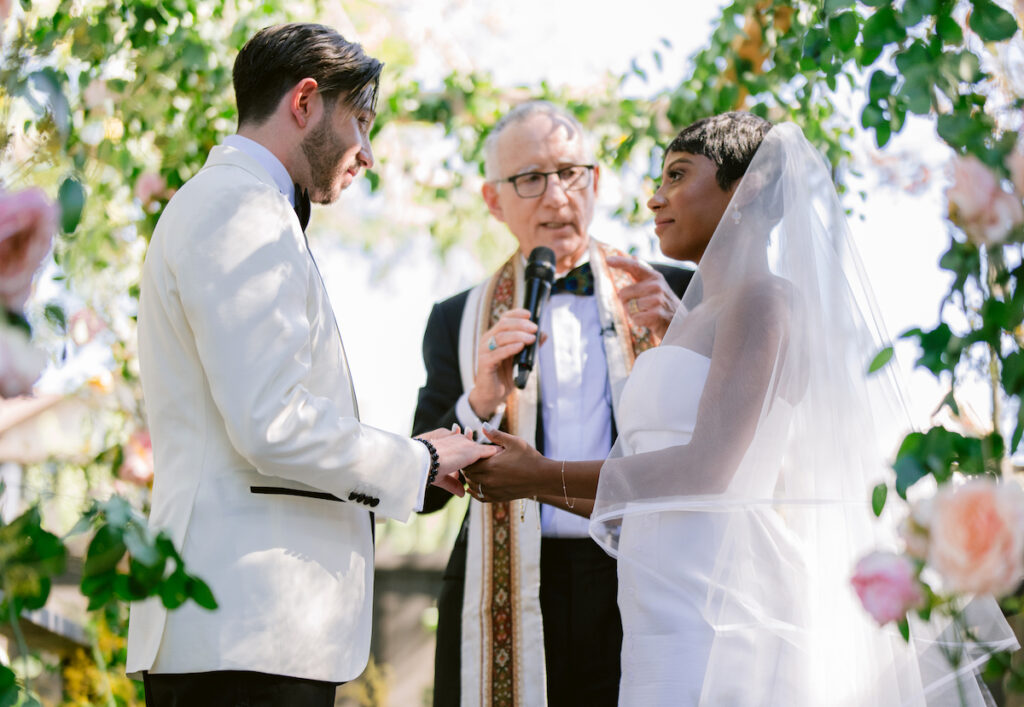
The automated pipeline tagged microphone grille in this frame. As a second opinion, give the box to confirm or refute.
[525,246,556,282]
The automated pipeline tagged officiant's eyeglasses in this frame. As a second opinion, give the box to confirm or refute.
[498,165,595,199]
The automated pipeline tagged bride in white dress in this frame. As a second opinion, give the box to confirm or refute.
[467,114,1016,705]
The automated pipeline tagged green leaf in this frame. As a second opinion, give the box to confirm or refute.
[868,345,894,373]
[186,575,218,610]
[969,0,1018,42]
[159,569,189,609]
[83,524,126,577]
[824,0,855,14]
[898,617,910,642]
[829,12,861,52]
[0,664,17,707]
[903,0,940,25]
[936,15,964,43]
[43,303,65,334]
[57,176,85,234]
[871,483,888,517]
[862,7,906,50]
[868,70,897,103]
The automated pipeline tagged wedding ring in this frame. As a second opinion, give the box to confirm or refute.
[478,484,485,500]
[628,299,640,314]
[487,336,498,351]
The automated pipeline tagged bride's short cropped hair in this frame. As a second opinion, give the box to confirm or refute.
[667,112,772,191]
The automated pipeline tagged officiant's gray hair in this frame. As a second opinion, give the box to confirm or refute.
[483,101,595,181]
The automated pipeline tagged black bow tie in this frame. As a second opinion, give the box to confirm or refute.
[293,184,311,233]
[550,262,594,296]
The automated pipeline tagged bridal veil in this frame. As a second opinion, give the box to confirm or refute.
[590,123,1017,705]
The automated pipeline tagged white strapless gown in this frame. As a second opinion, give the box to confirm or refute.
[615,346,806,706]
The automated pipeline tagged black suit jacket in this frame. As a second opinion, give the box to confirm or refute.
[412,261,693,513]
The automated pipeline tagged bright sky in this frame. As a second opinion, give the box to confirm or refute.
[313,0,952,437]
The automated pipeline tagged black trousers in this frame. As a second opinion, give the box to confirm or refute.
[433,529,622,707]
[143,670,337,707]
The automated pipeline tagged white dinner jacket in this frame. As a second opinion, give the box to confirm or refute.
[125,144,428,683]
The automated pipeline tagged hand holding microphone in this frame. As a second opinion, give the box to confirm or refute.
[466,246,555,418]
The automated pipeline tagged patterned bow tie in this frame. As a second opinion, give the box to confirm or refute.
[293,184,311,233]
[550,262,594,296]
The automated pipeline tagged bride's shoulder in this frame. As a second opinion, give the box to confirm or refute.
[723,274,798,327]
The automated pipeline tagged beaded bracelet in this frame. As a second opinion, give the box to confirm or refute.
[560,459,576,510]
[414,438,440,485]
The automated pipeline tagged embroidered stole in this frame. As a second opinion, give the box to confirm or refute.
[456,240,658,706]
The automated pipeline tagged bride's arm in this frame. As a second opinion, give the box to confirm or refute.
[604,280,793,498]
[462,429,604,504]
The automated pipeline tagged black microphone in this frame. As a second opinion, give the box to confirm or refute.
[514,246,556,389]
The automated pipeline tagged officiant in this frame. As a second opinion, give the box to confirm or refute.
[413,100,692,706]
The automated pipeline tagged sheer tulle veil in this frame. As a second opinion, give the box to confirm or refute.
[589,123,1017,704]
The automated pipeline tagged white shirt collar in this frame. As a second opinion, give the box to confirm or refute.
[223,134,295,206]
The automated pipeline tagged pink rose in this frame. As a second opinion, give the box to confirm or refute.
[929,478,1024,597]
[1008,148,1024,199]
[852,551,924,625]
[0,188,57,312]
[118,429,154,486]
[134,172,166,206]
[0,322,47,398]
[947,155,1024,245]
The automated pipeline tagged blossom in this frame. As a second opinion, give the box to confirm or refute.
[118,429,154,486]
[1008,149,1024,199]
[947,155,1024,245]
[0,188,57,312]
[0,322,46,398]
[929,478,1024,597]
[82,79,110,111]
[69,308,105,346]
[852,551,924,625]
[900,497,933,561]
[134,172,166,206]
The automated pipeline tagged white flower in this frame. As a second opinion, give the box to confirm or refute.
[0,322,46,398]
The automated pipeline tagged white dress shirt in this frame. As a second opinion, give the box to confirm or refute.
[457,257,612,537]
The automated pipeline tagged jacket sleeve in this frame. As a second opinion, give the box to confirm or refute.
[171,181,427,522]
[412,295,467,513]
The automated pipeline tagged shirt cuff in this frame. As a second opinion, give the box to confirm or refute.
[456,390,505,432]
[412,439,431,513]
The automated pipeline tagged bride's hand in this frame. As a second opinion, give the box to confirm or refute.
[463,425,557,502]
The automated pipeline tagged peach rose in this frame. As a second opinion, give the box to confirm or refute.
[851,551,924,625]
[947,155,1024,245]
[134,172,166,206]
[69,308,105,346]
[0,322,46,398]
[118,429,154,486]
[929,478,1024,597]
[0,188,57,312]
[1008,148,1024,199]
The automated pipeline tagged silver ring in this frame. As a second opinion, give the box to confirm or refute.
[478,484,485,500]
[487,336,497,351]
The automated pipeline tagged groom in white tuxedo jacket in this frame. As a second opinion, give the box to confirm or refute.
[125,23,489,706]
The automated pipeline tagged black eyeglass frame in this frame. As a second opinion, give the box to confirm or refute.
[495,164,596,199]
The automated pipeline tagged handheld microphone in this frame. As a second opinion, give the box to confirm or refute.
[514,246,556,389]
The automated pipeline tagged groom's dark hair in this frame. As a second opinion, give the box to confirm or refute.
[233,23,383,128]
[667,112,772,191]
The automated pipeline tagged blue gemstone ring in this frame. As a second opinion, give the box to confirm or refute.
[487,336,498,351]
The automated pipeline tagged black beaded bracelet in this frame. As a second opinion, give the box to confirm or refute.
[414,438,440,485]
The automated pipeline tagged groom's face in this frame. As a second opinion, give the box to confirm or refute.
[301,98,375,204]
